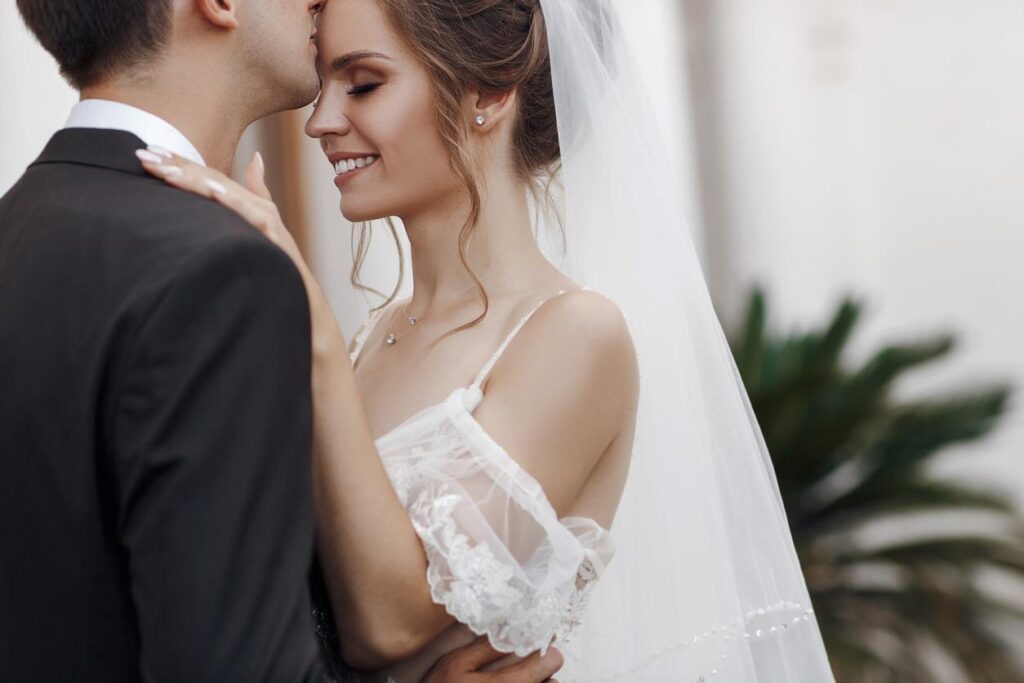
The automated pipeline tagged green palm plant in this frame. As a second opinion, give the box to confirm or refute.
[728,286,1024,682]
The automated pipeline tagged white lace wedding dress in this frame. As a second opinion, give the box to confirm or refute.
[349,287,615,683]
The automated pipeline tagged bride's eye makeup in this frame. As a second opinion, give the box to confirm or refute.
[347,82,382,96]
[343,64,387,97]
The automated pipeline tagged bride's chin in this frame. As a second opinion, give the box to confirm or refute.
[339,202,387,224]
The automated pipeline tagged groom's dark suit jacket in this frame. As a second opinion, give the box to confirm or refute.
[0,129,336,682]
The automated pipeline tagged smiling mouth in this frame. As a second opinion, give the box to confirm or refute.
[334,156,380,176]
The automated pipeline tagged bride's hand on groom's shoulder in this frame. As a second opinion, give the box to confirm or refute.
[136,145,345,350]
[421,637,562,683]
[135,146,308,280]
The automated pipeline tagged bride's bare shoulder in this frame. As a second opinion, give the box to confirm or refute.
[474,286,638,513]
[535,288,635,369]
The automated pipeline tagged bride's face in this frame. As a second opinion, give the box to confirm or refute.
[305,0,465,222]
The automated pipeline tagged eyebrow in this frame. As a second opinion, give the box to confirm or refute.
[329,50,393,72]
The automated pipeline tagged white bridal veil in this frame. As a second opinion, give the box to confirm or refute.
[534,0,836,680]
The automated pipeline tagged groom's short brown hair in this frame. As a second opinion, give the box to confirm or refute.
[17,0,174,90]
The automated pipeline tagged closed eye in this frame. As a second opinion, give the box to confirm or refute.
[347,83,382,96]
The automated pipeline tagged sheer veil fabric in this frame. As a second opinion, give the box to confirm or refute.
[534,0,836,680]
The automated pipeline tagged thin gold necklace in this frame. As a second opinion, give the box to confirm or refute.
[383,257,533,347]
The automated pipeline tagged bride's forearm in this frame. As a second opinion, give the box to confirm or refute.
[308,331,453,667]
[294,266,345,359]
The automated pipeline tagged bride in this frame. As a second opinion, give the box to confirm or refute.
[139,0,836,681]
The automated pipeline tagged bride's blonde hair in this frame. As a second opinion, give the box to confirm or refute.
[352,0,562,337]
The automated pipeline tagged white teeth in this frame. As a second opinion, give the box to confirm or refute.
[334,155,379,175]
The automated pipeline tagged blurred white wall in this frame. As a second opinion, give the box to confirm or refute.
[0,4,78,192]
[685,0,1024,506]
[862,0,1024,502]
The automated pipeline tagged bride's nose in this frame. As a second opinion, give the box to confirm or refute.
[304,91,353,140]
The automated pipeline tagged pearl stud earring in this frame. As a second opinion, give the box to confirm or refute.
[474,115,486,126]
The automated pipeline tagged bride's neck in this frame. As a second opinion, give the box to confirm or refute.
[400,178,548,314]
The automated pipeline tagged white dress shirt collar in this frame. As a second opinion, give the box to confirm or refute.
[65,99,206,167]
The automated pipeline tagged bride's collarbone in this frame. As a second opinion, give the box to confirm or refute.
[356,314,492,376]
[357,294,530,373]
[353,284,583,420]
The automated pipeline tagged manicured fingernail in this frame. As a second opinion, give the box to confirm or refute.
[204,178,227,195]
[147,145,174,159]
[135,149,164,164]
[153,165,183,178]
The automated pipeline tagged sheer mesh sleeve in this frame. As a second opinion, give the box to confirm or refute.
[375,387,614,657]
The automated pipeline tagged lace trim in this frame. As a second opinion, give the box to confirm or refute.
[378,392,609,659]
[406,479,571,657]
[572,601,818,683]
[556,557,600,645]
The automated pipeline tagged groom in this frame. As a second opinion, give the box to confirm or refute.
[0,1,562,681]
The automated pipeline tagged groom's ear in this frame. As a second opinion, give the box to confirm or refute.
[195,0,240,29]
[468,89,518,133]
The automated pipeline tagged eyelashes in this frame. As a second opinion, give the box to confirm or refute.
[347,83,382,96]
[310,83,382,109]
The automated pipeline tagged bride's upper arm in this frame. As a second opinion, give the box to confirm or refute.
[471,290,639,517]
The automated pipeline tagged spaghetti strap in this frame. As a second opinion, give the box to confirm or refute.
[353,285,591,373]
[468,285,590,392]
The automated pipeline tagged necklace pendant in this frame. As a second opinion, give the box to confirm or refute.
[385,334,396,346]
